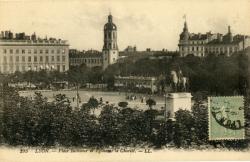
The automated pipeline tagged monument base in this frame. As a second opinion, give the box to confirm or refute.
[165,92,192,120]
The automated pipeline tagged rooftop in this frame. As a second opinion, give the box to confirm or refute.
[0,30,68,45]
[207,34,249,45]
[69,49,102,58]
[115,75,157,80]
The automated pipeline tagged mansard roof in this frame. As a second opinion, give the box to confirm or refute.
[207,34,248,45]
[189,33,208,40]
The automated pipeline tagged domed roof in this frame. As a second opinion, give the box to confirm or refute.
[104,14,117,30]
[104,23,117,30]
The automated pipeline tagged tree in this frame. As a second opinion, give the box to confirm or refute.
[87,97,99,114]
[118,101,128,109]
[173,109,195,148]
[99,105,120,146]
[192,102,208,146]
[146,98,156,110]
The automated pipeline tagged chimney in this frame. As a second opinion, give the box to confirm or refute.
[198,33,201,39]
[228,26,231,34]
[217,34,222,42]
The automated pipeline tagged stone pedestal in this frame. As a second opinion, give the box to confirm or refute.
[165,93,192,120]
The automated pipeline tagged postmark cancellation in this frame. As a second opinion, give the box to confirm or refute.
[208,96,245,140]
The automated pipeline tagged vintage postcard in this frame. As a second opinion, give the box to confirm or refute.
[0,0,250,161]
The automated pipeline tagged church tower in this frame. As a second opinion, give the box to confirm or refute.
[102,13,119,70]
[178,20,190,57]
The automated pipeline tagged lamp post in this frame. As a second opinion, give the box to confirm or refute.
[164,93,167,120]
[76,82,79,109]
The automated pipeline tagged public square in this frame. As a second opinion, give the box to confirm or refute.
[19,90,166,110]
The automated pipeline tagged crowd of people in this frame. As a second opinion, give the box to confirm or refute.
[126,94,146,103]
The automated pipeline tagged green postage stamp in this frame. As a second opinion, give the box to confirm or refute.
[208,96,245,140]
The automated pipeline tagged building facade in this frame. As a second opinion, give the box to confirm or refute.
[0,31,69,74]
[114,76,158,93]
[102,14,119,70]
[69,49,102,68]
[178,21,250,57]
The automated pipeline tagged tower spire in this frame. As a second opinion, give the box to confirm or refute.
[183,14,188,32]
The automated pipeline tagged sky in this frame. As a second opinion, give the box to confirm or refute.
[0,0,250,51]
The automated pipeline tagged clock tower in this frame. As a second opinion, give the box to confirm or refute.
[102,13,119,70]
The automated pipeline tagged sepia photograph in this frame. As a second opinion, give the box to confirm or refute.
[0,0,250,161]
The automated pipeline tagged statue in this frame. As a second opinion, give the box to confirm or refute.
[170,69,189,92]
[170,70,178,92]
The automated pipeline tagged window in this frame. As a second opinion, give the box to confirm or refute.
[62,49,65,54]
[22,56,25,62]
[10,56,13,62]
[62,65,65,71]
[113,58,115,61]
[229,47,232,52]
[51,56,54,62]
[16,49,19,54]
[57,65,60,71]
[3,49,7,54]
[46,56,49,62]
[57,56,60,61]
[28,49,31,54]
[40,56,43,62]
[16,56,19,62]
[45,49,48,54]
[10,49,13,54]
[197,47,199,51]
[3,66,7,72]
[109,32,112,39]
[10,66,13,72]
[57,49,60,54]
[40,49,43,54]
[22,49,25,54]
[62,56,65,62]
[51,50,54,54]
[28,56,31,62]
[34,49,37,54]
[34,56,37,62]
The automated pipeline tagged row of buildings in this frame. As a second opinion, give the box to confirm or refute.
[178,21,250,57]
[1,14,250,74]
[0,14,118,74]
[0,31,69,73]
